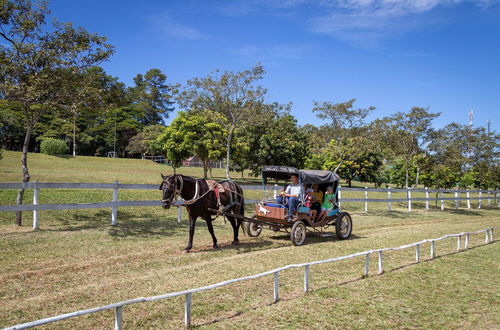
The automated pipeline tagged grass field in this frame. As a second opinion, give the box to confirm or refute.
[0,151,499,329]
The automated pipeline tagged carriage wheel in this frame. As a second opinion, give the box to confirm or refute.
[335,212,352,240]
[245,216,262,237]
[291,221,307,246]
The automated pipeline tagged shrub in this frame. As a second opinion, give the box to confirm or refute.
[40,138,69,155]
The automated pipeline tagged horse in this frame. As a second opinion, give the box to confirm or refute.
[159,174,245,253]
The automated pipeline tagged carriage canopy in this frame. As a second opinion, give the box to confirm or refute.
[262,166,339,184]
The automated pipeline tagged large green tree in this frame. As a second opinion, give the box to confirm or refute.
[157,111,227,178]
[373,107,439,189]
[312,99,375,173]
[0,0,113,225]
[129,68,175,125]
[177,64,266,179]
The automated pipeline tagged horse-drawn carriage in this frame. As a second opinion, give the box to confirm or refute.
[244,166,353,246]
[160,166,352,251]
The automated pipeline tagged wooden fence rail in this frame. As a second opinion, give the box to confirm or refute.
[0,183,499,230]
[4,227,497,329]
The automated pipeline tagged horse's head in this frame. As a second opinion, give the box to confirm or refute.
[159,174,178,209]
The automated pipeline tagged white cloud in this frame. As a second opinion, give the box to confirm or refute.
[152,11,206,40]
[308,0,497,49]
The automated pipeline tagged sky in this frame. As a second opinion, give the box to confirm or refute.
[49,0,500,132]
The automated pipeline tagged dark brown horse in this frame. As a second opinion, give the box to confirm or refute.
[160,174,245,253]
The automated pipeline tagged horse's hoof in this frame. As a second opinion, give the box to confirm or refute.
[232,240,240,246]
[213,244,219,249]
[183,249,190,254]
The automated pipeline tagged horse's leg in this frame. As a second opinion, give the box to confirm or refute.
[205,218,218,249]
[227,216,240,245]
[184,215,197,253]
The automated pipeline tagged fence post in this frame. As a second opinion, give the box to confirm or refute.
[33,181,40,230]
[114,306,123,330]
[184,293,192,328]
[465,233,469,249]
[177,206,182,223]
[440,191,444,211]
[425,187,429,211]
[377,251,383,274]
[364,253,370,277]
[364,186,368,213]
[485,230,489,244]
[304,265,310,292]
[454,191,458,209]
[416,244,420,263]
[467,190,471,209]
[497,192,500,207]
[430,240,436,259]
[273,271,279,303]
[338,185,342,208]
[478,191,482,209]
[456,236,461,252]
[407,189,412,213]
[490,228,494,242]
[487,191,491,207]
[387,187,391,212]
[112,181,119,226]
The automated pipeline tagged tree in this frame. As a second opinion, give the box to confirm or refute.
[177,64,267,179]
[157,111,227,178]
[312,99,375,173]
[125,124,164,158]
[0,0,113,225]
[130,68,175,125]
[373,107,439,189]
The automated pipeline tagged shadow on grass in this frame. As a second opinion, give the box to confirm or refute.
[268,232,365,245]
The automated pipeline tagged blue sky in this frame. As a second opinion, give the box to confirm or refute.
[49,0,500,131]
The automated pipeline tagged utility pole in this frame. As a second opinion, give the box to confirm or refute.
[468,110,474,127]
[487,119,491,134]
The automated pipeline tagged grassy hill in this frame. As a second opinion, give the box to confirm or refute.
[0,151,499,328]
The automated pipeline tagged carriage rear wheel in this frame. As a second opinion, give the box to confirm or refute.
[291,221,307,246]
[245,216,262,237]
[335,212,352,240]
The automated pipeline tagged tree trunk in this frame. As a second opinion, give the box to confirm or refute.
[404,164,409,189]
[15,122,33,226]
[225,127,234,180]
[203,160,209,179]
[73,114,77,156]
[348,178,352,187]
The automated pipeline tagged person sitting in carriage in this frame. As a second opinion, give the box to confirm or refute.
[276,174,303,217]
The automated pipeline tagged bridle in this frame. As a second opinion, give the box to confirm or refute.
[161,175,200,205]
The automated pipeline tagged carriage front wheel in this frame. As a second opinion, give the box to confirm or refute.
[291,221,307,246]
[245,215,262,237]
[335,212,352,240]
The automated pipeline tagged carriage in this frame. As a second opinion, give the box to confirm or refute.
[243,166,353,246]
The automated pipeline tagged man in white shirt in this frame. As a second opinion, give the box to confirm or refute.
[276,174,303,218]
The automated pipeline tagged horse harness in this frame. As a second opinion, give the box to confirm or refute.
[164,175,242,219]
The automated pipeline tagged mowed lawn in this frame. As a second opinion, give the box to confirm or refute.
[0,151,499,329]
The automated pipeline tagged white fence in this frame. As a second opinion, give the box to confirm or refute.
[4,227,496,329]
[336,186,500,213]
[0,182,261,230]
[0,183,499,230]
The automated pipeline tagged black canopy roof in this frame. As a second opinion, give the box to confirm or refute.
[262,166,339,184]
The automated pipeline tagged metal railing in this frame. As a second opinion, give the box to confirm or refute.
[4,227,496,329]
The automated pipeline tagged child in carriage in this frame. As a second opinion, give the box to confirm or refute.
[316,185,336,222]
